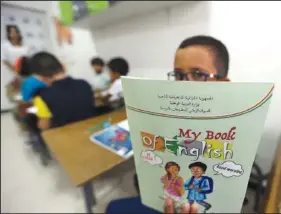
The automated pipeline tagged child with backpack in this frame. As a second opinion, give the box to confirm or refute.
[184,162,214,213]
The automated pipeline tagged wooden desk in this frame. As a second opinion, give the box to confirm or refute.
[42,109,127,213]
[263,140,281,213]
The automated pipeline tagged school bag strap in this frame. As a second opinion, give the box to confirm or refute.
[198,176,214,194]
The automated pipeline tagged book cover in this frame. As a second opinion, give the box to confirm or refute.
[90,120,133,159]
[121,77,274,213]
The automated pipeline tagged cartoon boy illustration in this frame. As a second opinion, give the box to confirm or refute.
[184,162,213,213]
[161,161,185,205]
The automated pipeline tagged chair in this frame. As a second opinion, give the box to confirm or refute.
[244,161,268,212]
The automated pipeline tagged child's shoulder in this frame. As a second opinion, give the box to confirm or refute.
[23,76,43,85]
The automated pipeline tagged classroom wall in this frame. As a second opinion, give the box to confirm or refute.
[93,1,210,79]
[49,1,97,82]
[93,1,281,172]
[209,1,281,172]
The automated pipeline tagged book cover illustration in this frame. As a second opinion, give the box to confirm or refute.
[90,120,133,158]
[121,77,274,213]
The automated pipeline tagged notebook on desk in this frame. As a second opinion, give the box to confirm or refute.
[26,106,37,114]
[90,120,133,159]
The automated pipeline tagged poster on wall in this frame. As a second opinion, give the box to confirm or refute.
[59,1,109,25]
[54,17,73,46]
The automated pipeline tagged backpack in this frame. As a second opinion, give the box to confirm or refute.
[187,176,214,194]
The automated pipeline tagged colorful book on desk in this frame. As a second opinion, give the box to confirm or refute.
[121,77,274,213]
[90,120,133,159]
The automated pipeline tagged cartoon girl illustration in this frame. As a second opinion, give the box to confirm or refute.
[109,129,128,142]
[161,161,185,204]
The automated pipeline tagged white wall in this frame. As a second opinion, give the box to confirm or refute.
[209,1,281,172]
[50,1,97,81]
[93,1,281,172]
[93,1,210,79]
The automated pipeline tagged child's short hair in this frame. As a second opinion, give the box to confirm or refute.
[29,51,63,77]
[189,161,207,172]
[178,35,229,78]
[107,57,129,76]
[90,57,104,66]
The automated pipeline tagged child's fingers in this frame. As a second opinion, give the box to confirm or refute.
[164,198,174,213]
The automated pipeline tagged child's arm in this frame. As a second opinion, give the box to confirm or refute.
[161,175,168,184]
[1,48,14,72]
[33,96,52,130]
[184,179,192,190]
[102,79,122,103]
[174,177,185,195]
[102,94,112,104]
[198,178,210,192]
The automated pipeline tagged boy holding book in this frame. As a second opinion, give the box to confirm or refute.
[106,35,229,214]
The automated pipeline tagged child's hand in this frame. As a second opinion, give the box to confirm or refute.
[189,184,195,189]
[164,198,198,213]
[161,175,168,185]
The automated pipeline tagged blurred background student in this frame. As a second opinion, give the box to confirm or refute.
[91,57,111,92]
[101,57,129,104]
[1,25,30,101]
[95,57,129,114]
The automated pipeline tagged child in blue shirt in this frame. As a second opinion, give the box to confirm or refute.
[17,56,48,102]
[21,75,48,102]
[184,162,213,213]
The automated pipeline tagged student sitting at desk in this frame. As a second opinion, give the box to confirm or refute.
[20,59,48,102]
[101,57,129,104]
[91,57,111,92]
[29,51,95,130]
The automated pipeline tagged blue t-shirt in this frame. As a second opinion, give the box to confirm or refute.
[21,76,47,102]
[184,176,210,201]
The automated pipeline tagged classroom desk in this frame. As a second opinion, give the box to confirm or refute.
[263,139,281,213]
[42,109,127,213]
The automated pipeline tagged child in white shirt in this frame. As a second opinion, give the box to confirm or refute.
[102,57,129,103]
[91,57,111,91]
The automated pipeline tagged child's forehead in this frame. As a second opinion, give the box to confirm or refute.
[174,46,217,75]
